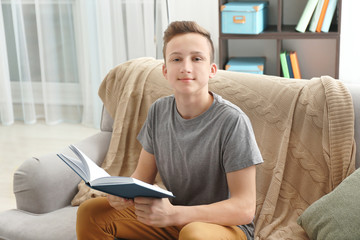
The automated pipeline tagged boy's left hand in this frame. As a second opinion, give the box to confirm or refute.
[134,197,176,227]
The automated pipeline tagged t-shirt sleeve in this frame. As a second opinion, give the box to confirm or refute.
[222,113,263,173]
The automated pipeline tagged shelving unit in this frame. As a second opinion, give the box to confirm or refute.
[218,0,342,78]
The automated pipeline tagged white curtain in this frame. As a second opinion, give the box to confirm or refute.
[0,0,169,127]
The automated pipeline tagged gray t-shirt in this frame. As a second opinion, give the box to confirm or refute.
[137,92,263,239]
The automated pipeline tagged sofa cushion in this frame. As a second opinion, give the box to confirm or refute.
[0,206,77,240]
[297,168,360,239]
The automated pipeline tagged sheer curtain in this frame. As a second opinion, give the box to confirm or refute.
[0,0,169,127]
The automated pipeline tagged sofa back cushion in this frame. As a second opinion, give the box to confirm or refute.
[100,106,113,132]
[99,83,360,169]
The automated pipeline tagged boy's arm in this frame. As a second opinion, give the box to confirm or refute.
[107,148,158,210]
[130,148,158,184]
[182,165,257,226]
[134,165,257,227]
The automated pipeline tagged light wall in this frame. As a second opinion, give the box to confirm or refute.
[339,0,360,83]
[168,0,360,83]
[168,0,219,64]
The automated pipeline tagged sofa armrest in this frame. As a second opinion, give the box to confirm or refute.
[13,131,112,214]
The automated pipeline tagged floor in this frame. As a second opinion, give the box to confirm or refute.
[0,122,99,212]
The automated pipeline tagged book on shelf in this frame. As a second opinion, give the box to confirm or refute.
[289,51,302,79]
[57,145,175,199]
[280,51,290,78]
[286,53,294,78]
[316,0,330,32]
[295,0,320,33]
[321,0,338,32]
[309,0,325,32]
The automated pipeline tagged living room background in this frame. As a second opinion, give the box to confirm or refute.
[1,0,359,128]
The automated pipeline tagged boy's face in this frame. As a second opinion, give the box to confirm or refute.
[162,33,217,96]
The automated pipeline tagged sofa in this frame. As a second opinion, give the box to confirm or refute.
[0,58,359,240]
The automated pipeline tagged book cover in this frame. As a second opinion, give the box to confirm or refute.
[309,0,325,32]
[289,51,302,79]
[295,0,320,33]
[286,53,294,78]
[316,0,330,32]
[321,0,338,32]
[57,145,175,199]
[280,51,290,78]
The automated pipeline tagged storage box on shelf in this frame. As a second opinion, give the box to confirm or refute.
[221,1,268,34]
[225,57,266,74]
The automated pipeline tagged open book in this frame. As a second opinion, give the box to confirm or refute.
[57,145,174,199]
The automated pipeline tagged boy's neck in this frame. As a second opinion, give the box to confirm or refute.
[175,91,213,120]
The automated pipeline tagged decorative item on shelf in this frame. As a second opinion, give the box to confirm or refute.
[321,0,339,32]
[280,51,290,78]
[296,0,320,33]
[289,51,301,79]
[316,0,330,32]
[219,0,341,78]
[221,1,268,34]
[225,57,265,75]
[309,0,329,32]
[280,51,301,79]
[296,0,338,33]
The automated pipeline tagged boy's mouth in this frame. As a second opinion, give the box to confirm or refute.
[178,77,194,81]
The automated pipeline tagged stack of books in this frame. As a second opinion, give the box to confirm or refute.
[295,0,338,33]
[280,51,301,79]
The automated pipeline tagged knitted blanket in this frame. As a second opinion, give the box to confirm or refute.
[72,57,356,239]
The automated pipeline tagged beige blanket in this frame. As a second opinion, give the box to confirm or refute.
[72,57,356,239]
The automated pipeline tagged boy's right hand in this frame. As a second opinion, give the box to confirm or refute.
[107,194,134,211]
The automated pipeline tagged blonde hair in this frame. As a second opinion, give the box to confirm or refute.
[162,21,215,63]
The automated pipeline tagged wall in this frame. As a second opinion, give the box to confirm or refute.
[168,0,219,63]
[339,0,360,83]
[169,0,360,82]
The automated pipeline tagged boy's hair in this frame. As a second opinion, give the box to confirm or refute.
[162,21,215,63]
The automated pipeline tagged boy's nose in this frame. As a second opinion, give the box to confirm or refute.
[180,59,192,73]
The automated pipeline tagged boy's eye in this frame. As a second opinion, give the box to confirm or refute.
[193,57,202,61]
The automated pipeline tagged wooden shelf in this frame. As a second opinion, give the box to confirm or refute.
[218,0,342,78]
[221,31,340,40]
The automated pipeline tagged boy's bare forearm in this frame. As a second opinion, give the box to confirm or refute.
[131,148,158,184]
[172,197,255,227]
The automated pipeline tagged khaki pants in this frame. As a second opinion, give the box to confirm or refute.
[76,197,247,240]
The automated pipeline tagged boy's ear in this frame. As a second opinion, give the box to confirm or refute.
[162,64,167,78]
[209,63,218,79]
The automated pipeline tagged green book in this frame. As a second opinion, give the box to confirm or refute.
[295,0,320,33]
[280,51,290,78]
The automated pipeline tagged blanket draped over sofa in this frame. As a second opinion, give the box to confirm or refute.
[71,57,356,239]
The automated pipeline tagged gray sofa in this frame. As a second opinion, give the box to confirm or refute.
[0,107,113,240]
[0,78,359,240]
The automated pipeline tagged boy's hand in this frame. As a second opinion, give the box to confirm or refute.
[134,197,176,228]
[107,195,134,211]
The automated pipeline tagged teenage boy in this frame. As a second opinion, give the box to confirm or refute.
[76,21,263,240]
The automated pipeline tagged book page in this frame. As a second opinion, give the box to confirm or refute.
[57,153,89,181]
[90,176,133,186]
[70,145,110,182]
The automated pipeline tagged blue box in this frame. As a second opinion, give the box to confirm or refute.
[221,1,268,34]
[225,57,265,74]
